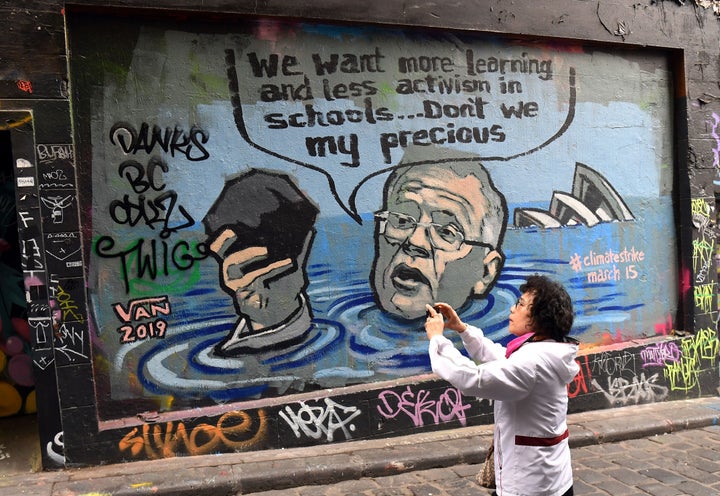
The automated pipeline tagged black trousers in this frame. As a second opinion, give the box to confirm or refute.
[492,486,573,496]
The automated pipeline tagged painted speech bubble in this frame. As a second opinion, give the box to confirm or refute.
[224,30,576,223]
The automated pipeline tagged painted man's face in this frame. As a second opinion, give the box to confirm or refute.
[208,227,306,323]
[371,166,503,320]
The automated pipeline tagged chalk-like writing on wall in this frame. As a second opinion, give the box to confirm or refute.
[45,232,82,269]
[591,372,668,407]
[53,323,88,363]
[583,350,672,407]
[37,144,74,163]
[569,246,644,283]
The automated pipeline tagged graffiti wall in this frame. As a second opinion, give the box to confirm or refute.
[101,332,717,462]
[702,111,720,330]
[0,130,36,419]
[68,13,686,441]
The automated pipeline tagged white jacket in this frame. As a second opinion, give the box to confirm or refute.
[429,325,580,496]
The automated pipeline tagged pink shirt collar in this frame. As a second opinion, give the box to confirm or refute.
[505,332,535,358]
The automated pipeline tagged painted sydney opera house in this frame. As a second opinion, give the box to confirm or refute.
[514,162,635,228]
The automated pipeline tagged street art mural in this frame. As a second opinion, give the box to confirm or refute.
[68,15,682,427]
[203,169,319,356]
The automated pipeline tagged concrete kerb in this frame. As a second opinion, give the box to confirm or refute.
[567,397,720,447]
[231,397,720,494]
[239,427,495,493]
[2,397,720,496]
[238,397,720,493]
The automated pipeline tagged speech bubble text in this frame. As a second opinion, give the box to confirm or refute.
[226,31,575,222]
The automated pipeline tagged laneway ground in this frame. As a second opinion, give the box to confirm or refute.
[250,426,720,496]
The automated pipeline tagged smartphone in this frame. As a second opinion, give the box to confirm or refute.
[426,305,441,318]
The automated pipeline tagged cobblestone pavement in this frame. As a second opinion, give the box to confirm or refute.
[248,425,720,496]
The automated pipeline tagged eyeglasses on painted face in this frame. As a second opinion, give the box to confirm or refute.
[374,210,494,252]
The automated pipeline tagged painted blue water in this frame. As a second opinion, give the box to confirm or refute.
[115,197,676,404]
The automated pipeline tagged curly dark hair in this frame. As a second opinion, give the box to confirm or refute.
[520,275,575,342]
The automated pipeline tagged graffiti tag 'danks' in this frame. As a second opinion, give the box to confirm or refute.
[110,122,209,161]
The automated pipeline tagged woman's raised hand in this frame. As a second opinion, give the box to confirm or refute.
[424,304,446,340]
[432,302,467,333]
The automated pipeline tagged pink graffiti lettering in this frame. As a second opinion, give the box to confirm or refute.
[118,319,167,343]
[640,342,681,368]
[709,112,719,169]
[113,296,171,344]
[376,385,471,427]
[113,296,171,323]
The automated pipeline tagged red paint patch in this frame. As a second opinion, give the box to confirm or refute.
[16,80,33,94]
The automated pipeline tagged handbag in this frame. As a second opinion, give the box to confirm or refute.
[477,441,496,488]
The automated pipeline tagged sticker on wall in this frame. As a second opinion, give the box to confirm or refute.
[39,193,76,229]
[37,144,76,190]
[44,232,82,275]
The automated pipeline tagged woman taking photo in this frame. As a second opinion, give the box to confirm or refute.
[425,275,579,496]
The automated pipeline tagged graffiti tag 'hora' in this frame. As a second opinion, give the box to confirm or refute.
[279,398,361,442]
